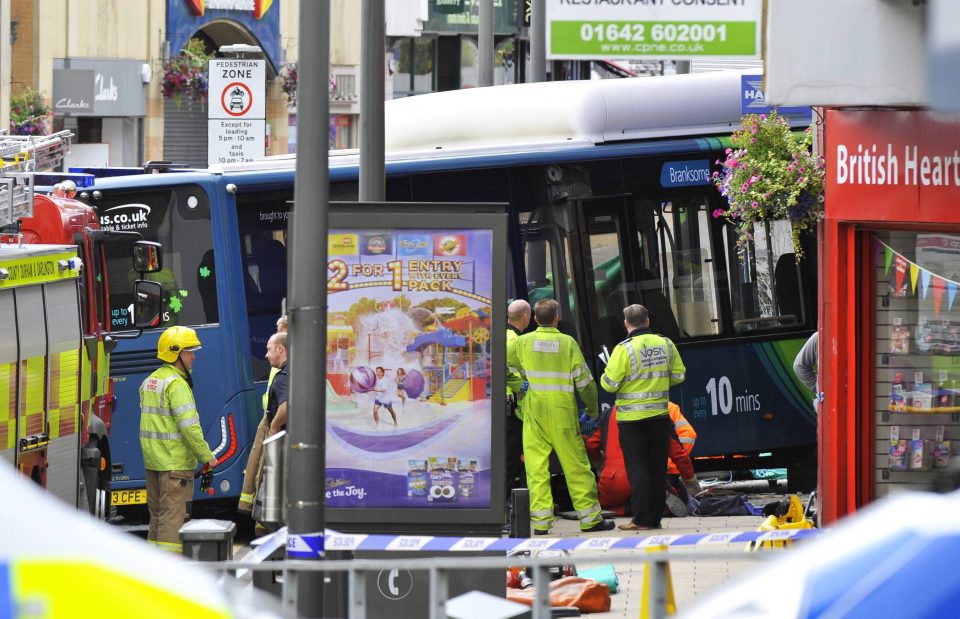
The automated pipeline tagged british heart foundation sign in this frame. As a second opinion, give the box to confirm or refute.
[826,110,960,224]
[208,58,265,165]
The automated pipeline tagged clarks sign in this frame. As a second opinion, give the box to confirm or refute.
[52,69,94,115]
[52,59,146,117]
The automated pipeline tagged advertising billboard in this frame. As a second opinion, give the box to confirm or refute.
[325,206,507,530]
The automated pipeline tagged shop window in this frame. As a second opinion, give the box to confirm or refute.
[874,231,960,498]
[495,38,517,85]
[460,38,478,88]
[391,38,435,98]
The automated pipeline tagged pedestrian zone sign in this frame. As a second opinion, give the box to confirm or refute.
[209,59,265,119]
[208,58,265,165]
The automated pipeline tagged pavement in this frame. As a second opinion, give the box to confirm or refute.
[538,479,813,617]
[543,511,773,618]
[223,479,811,617]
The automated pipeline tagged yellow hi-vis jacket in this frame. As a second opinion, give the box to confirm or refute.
[140,364,214,471]
[508,326,598,417]
[601,329,685,422]
[506,326,524,418]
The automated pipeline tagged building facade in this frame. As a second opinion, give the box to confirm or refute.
[4,0,363,167]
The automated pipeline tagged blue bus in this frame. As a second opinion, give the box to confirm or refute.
[87,70,818,511]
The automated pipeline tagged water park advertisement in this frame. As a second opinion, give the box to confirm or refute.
[324,227,494,509]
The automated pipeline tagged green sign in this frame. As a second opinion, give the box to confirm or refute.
[550,20,756,58]
[546,1,761,60]
[426,0,519,34]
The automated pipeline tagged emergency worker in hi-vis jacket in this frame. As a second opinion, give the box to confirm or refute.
[508,299,615,535]
[602,304,686,531]
[140,326,218,552]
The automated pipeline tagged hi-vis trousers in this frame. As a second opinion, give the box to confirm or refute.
[523,405,603,533]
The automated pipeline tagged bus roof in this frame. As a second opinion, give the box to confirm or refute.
[85,71,807,190]
[213,70,803,176]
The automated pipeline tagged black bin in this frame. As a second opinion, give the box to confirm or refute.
[179,519,237,562]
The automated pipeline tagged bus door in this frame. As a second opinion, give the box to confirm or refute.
[569,195,636,370]
[518,207,581,342]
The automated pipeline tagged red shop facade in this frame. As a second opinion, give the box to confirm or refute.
[821,109,960,524]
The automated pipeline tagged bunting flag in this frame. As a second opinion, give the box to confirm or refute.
[933,276,946,315]
[877,237,960,311]
[920,269,932,300]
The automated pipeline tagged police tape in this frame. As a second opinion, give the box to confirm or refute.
[278,528,820,557]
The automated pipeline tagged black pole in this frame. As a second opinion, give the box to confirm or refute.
[360,0,385,202]
[288,1,329,616]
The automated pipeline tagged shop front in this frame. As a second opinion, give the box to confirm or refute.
[391,0,523,98]
[821,110,960,523]
[52,58,148,167]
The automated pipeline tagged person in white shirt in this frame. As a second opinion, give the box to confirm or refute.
[372,366,398,428]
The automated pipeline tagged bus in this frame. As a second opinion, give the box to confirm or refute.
[85,70,818,511]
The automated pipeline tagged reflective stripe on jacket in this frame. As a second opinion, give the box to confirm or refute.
[600,330,685,422]
[666,402,696,475]
[508,326,598,417]
[140,364,214,471]
[506,327,523,397]
[506,327,525,420]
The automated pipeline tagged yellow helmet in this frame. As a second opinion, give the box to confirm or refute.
[157,326,202,363]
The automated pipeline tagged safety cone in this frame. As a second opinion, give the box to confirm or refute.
[640,544,676,618]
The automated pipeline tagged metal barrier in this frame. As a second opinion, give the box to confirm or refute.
[217,528,817,618]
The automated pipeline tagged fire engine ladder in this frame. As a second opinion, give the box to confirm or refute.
[0,130,74,228]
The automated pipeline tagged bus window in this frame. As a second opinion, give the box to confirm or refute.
[655,198,721,338]
[724,219,804,333]
[235,191,291,381]
[585,212,628,351]
[520,208,579,341]
[100,186,214,330]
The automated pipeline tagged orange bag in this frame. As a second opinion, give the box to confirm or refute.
[506,576,611,613]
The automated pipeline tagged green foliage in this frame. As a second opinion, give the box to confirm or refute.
[712,111,825,259]
[162,38,214,109]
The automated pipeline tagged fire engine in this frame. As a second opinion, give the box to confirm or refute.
[0,131,161,515]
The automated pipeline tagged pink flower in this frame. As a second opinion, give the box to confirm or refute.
[752,201,759,208]
[712,209,725,219]
[751,138,757,144]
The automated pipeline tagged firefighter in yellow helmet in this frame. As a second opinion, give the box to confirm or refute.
[140,326,218,552]
[508,299,615,535]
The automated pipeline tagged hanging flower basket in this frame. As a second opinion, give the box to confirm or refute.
[277,62,338,107]
[278,63,298,106]
[162,38,213,110]
[712,111,825,259]
[9,89,51,136]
